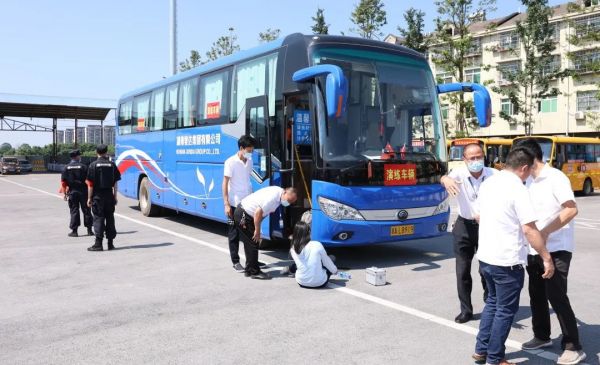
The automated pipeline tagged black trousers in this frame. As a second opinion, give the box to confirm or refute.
[92,191,116,241]
[233,206,259,274]
[68,190,92,230]
[227,206,241,264]
[452,216,488,315]
[527,251,581,351]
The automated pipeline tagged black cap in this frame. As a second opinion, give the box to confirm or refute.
[69,149,81,158]
[96,144,108,154]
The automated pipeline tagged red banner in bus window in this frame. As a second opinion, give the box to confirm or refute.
[383,164,417,186]
[206,101,221,119]
[453,138,480,146]
[137,118,145,131]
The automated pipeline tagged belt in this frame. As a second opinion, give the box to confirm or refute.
[457,216,478,225]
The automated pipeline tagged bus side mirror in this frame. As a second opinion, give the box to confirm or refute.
[293,65,348,119]
[437,82,492,127]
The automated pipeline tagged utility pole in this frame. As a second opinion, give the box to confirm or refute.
[170,0,177,75]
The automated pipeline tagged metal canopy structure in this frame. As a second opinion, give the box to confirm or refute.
[0,93,116,157]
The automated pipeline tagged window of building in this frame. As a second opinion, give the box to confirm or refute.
[164,83,178,130]
[118,100,133,135]
[549,23,560,42]
[177,77,198,128]
[199,68,231,124]
[574,14,600,36]
[584,0,599,6]
[540,96,558,113]
[501,98,517,116]
[541,55,561,77]
[132,93,151,133]
[467,38,482,55]
[233,53,278,119]
[572,49,600,73]
[498,61,520,84]
[441,104,449,120]
[498,32,519,50]
[577,90,600,111]
[436,71,453,84]
[465,68,481,83]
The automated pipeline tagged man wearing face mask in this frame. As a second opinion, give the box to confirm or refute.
[235,186,298,279]
[223,135,255,273]
[441,143,495,323]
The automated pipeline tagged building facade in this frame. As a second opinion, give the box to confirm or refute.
[386,1,599,137]
[59,125,115,145]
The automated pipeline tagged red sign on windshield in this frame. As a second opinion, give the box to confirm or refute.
[383,164,417,186]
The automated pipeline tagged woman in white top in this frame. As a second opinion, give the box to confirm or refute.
[287,221,337,288]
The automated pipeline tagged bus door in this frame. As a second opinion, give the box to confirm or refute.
[284,92,313,234]
[245,96,275,238]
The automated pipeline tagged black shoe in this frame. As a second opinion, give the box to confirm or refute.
[244,270,251,277]
[107,240,115,251]
[87,228,94,236]
[68,230,78,237]
[250,271,271,280]
[455,312,473,323]
[87,245,103,251]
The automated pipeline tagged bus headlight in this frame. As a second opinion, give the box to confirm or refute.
[318,197,364,221]
[433,198,450,215]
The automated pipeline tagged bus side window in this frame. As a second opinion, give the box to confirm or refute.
[554,144,566,169]
[486,146,497,167]
[164,83,179,130]
[499,146,509,163]
[118,100,133,135]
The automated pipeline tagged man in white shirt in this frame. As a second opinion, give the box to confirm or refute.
[514,138,585,365]
[223,135,255,272]
[235,186,298,279]
[441,143,495,324]
[473,148,554,365]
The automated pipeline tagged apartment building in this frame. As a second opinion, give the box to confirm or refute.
[385,1,599,137]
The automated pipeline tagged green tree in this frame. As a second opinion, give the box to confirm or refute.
[205,27,240,62]
[180,28,240,71]
[258,28,281,43]
[432,0,496,134]
[491,0,564,135]
[350,0,387,39]
[311,8,329,35]
[397,8,429,53]
[16,143,32,156]
[179,50,202,72]
[0,142,12,155]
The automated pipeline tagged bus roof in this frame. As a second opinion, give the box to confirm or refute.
[119,37,286,101]
[450,137,513,146]
[119,33,427,102]
[513,135,600,144]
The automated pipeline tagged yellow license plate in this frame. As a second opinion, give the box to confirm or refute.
[390,225,415,236]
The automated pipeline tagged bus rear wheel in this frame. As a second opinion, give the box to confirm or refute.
[139,177,161,217]
[582,178,594,196]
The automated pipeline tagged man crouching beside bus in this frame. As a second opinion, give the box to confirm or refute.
[234,187,298,279]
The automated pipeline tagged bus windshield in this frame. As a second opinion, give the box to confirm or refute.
[535,138,553,163]
[312,48,445,167]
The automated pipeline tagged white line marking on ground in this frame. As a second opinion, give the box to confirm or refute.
[2,177,589,364]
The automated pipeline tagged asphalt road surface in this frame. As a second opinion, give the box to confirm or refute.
[1,173,599,365]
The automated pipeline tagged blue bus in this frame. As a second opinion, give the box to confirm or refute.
[116,33,491,246]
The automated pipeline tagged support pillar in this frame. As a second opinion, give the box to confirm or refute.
[52,117,57,161]
[74,117,78,147]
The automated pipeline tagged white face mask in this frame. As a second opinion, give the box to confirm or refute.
[281,199,290,207]
[467,159,484,173]
[244,152,252,160]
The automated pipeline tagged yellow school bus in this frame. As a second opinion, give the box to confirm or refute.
[447,138,513,172]
[513,136,600,195]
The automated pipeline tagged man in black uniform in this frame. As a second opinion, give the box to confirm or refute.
[61,149,93,237]
[86,144,121,251]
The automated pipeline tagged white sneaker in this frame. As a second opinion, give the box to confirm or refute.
[557,350,586,365]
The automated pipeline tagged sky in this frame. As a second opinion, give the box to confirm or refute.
[0,0,565,147]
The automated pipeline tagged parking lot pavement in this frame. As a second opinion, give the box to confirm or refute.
[1,173,599,365]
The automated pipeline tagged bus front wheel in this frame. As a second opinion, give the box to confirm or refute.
[582,178,594,196]
[139,177,161,217]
